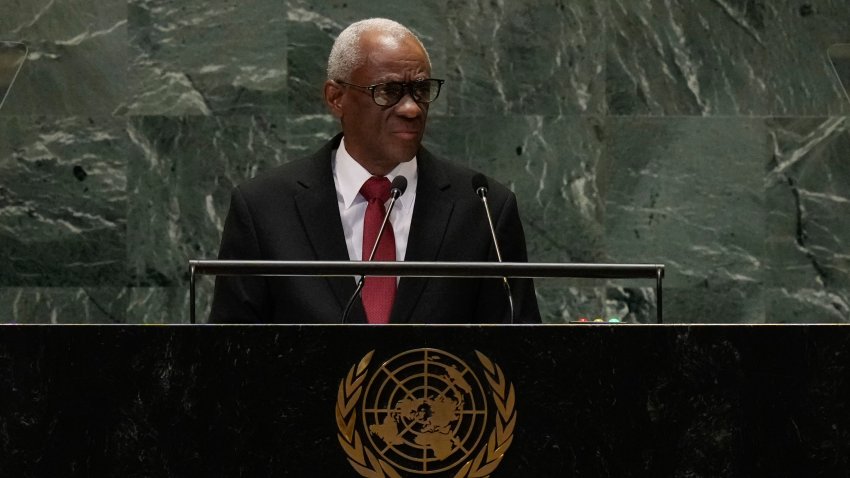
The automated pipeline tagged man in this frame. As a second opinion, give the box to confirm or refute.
[210,18,540,324]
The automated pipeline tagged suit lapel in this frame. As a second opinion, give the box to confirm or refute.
[390,150,454,323]
[293,135,366,323]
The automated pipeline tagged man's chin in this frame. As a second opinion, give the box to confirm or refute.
[385,136,422,160]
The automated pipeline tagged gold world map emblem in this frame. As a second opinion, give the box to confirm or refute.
[336,348,516,478]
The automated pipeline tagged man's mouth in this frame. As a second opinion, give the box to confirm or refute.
[392,130,420,140]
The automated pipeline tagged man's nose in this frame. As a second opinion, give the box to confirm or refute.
[394,92,423,118]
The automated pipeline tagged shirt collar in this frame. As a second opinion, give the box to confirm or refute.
[333,136,418,210]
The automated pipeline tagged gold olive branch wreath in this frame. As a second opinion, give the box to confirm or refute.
[335,350,516,478]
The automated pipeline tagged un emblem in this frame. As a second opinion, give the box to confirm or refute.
[336,348,516,478]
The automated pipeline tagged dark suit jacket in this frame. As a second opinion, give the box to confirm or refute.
[209,134,540,324]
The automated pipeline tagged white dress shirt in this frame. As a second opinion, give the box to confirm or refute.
[332,137,418,262]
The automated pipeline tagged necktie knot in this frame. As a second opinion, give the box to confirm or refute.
[360,176,391,204]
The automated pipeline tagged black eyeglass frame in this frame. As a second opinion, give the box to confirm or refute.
[335,78,445,106]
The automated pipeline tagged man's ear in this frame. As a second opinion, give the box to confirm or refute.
[324,80,344,118]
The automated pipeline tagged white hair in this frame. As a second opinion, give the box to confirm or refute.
[327,18,431,81]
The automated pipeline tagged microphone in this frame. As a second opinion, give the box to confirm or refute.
[471,174,515,324]
[341,175,408,323]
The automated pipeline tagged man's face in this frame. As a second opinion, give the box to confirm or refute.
[325,32,431,176]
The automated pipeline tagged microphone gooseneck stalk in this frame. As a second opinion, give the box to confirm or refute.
[471,174,515,324]
[341,175,408,324]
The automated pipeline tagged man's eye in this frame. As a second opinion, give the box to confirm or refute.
[413,84,431,96]
[379,83,404,96]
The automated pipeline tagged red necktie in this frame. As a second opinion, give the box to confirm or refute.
[360,176,396,324]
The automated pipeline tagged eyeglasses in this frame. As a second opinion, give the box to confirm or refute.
[335,78,445,107]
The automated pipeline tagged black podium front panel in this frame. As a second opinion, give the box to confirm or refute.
[1,324,848,477]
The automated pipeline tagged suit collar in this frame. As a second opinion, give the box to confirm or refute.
[390,147,455,323]
[293,133,345,262]
[293,133,366,323]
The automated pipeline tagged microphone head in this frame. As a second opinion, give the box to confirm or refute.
[471,173,489,197]
[390,175,408,197]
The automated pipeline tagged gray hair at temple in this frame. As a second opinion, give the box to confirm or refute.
[326,18,431,81]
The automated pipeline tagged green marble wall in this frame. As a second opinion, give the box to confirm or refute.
[1,0,848,324]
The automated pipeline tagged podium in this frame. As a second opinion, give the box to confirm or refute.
[1,324,849,477]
